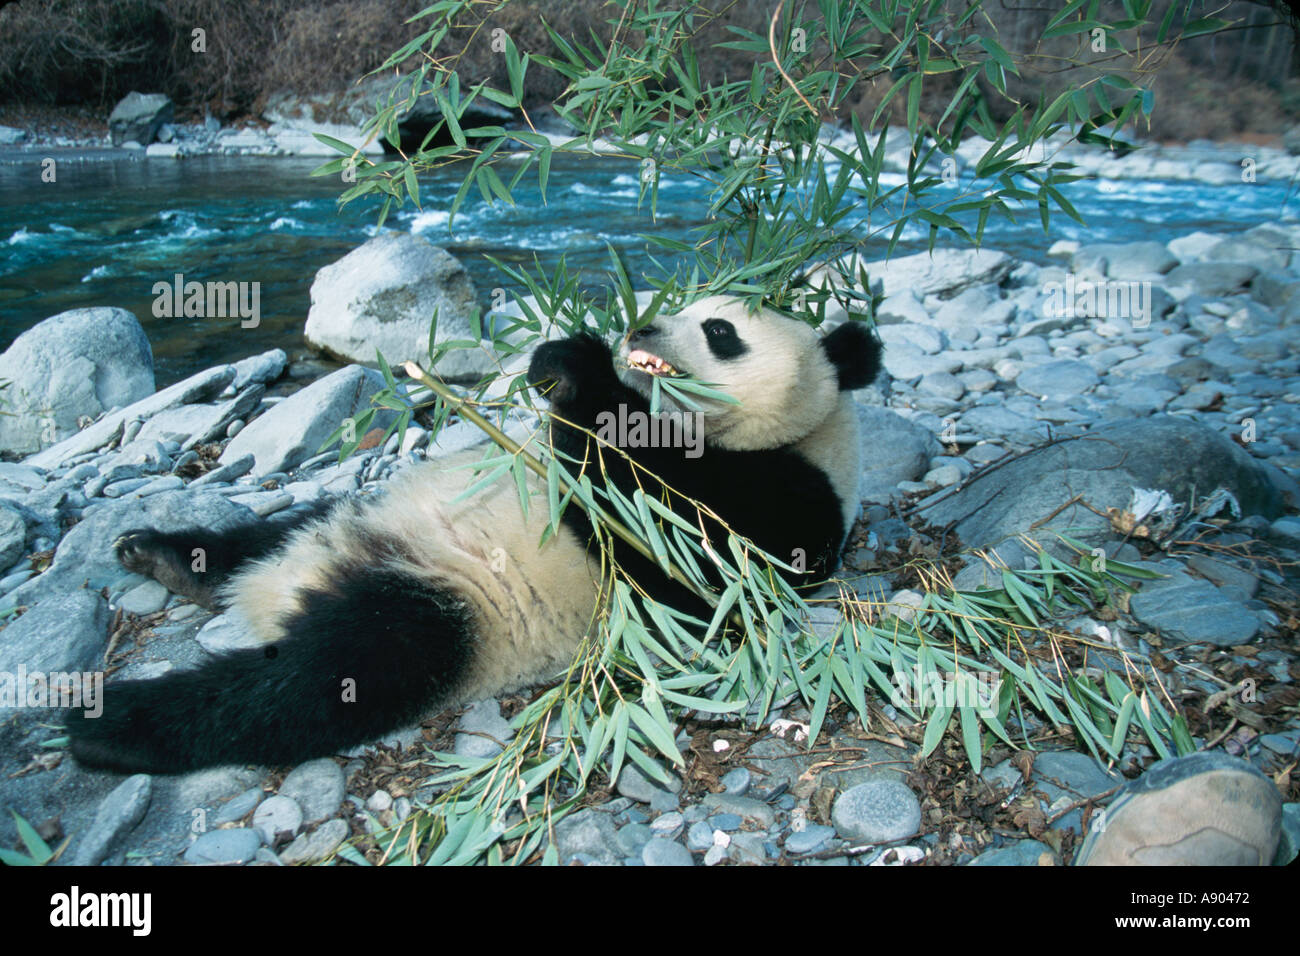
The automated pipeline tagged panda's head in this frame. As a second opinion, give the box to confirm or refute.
[617,296,881,451]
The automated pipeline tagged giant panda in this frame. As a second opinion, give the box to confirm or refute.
[65,296,881,774]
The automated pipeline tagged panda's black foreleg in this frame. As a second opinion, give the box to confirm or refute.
[113,499,337,609]
[67,565,474,774]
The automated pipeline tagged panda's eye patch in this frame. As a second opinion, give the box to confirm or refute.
[702,319,748,359]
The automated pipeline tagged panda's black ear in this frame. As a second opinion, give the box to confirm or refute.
[822,322,882,390]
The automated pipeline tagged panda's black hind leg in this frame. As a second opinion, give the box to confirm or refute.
[67,564,475,774]
[114,499,337,609]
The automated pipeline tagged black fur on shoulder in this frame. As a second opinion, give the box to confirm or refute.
[66,567,474,774]
[821,321,882,390]
[530,336,847,614]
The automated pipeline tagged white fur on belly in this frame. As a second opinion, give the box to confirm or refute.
[222,451,600,701]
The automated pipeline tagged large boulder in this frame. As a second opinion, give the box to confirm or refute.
[915,416,1296,551]
[0,308,154,456]
[219,365,395,477]
[0,590,109,676]
[3,491,254,610]
[866,248,1013,300]
[304,233,486,379]
[108,92,173,146]
[267,76,514,152]
[1071,241,1178,280]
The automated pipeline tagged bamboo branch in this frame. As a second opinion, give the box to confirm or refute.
[401,360,718,608]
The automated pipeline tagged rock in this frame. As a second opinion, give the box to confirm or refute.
[116,579,170,616]
[72,774,152,865]
[219,365,393,476]
[1129,570,1261,646]
[617,763,681,803]
[1185,553,1258,598]
[1072,241,1178,279]
[856,406,941,500]
[108,92,173,146]
[957,406,1050,446]
[931,285,1015,331]
[213,788,263,825]
[0,590,109,674]
[553,808,621,865]
[304,233,484,378]
[278,759,346,824]
[968,839,1055,866]
[184,827,261,865]
[916,416,1296,551]
[784,824,836,855]
[883,344,963,380]
[231,349,287,390]
[5,490,252,609]
[831,779,922,843]
[1275,803,1300,866]
[136,385,264,448]
[876,323,947,354]
[642,837,695,866]
[650,811,685,838]
[952,540,1034,591]
[700,794,775,829]
[720,767,751,796]
[0,503,26,569]
[1166,231,1225,263]
[684,821,713,851]
[24,365,235,470]
[0,308,154,456]
[1033,751,1122,802]
[278,818,350,864]
[1162,262,1258,297]
[454,698,513,759]
[1271,516,1300,547]
[189,453,254,487]
[1015,360,1100,399]
[836,247,1014,300]
[252,795,303,845]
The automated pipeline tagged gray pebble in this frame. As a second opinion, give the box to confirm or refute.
[213,787,263,825]
[184,828,261,865]
[642,838,695,867]
[831,779,922,843]
[720,767,751,796]
[253,795,303,845]
[686,821,715,851]
[278,758,346,824]
[784,824,836,855]
[279,819,350,865]
[72,774,153,866]
[649,811,685,839]
[117,579,169,615]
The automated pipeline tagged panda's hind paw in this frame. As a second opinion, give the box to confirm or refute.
[113,528,219,609]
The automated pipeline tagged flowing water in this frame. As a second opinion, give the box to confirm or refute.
[1,152,1294,385]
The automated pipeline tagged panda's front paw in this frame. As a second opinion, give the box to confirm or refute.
[529,332,617,406]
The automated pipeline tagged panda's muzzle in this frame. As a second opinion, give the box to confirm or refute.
[623,326,687,377]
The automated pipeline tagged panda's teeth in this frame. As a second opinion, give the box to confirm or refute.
[627,349,680,377]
